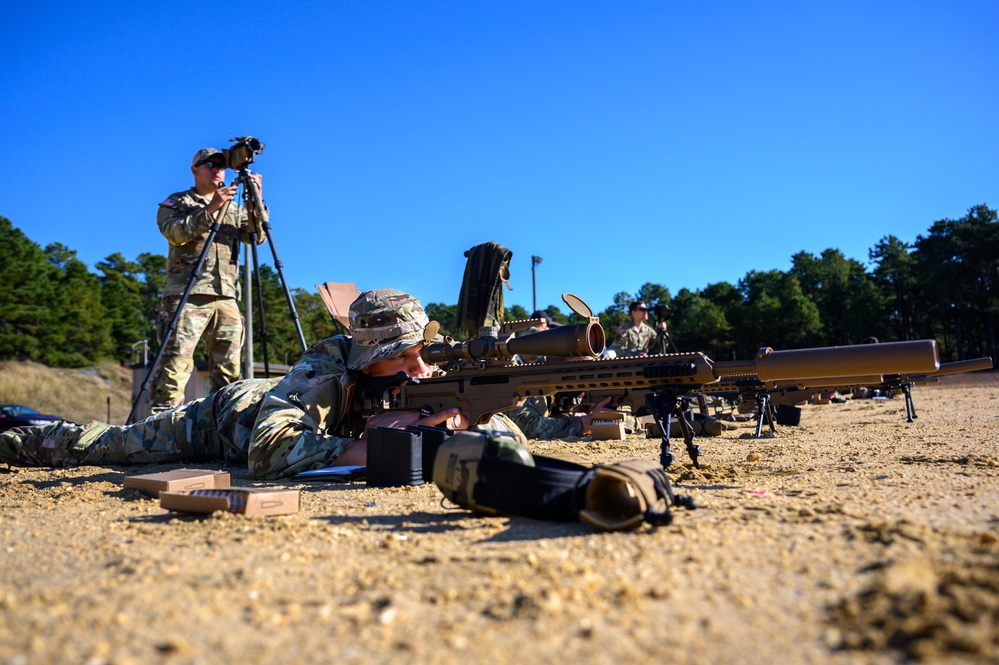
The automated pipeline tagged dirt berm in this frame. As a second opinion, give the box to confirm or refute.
[1,376,997,665]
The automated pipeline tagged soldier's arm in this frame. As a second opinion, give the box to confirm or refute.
[235,201,269,246]
[614,326,641,357]
[641,324,657,354]
[507,397,585,440]
[246,351,356,479]
[506,395,619,440]
[247,391,355,479]
[157,198,214,246]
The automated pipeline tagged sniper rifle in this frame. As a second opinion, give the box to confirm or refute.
[360,295,942,469]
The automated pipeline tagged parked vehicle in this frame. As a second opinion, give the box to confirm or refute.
[0,405,65,432]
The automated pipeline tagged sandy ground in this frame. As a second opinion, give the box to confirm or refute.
[1,376,997,665]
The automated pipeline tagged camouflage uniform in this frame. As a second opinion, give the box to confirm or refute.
[612,321,656,357]
[151,149,268,413]
[509,396,585,440]
[509,395,644,440]
[0,378,277,469]
[0,335,370,479]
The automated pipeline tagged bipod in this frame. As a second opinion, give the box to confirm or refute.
[127,201,231,425]
[646,391,702,470]
[901,382,917,422]
[881,375,918,423]
[234,166,308,375]
[884,378,918,422]
[753,391,778,438]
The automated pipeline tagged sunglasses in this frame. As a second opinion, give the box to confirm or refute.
[199,161,225,170]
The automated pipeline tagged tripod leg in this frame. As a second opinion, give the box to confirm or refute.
[664,330,679,353]
[261,220,307,352]
[250,235,271,378]
[696,393,709,416]
[765,402,778,433]
[237,169,307,352]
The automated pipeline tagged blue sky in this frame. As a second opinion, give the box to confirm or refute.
[2,1,996,317]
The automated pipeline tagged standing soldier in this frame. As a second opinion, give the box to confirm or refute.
[611,301,657,357]
[150,148,267,413]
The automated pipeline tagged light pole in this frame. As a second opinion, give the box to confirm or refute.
[531,255,542,312]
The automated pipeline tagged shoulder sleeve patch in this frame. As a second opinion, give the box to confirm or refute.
[159,198,177,208]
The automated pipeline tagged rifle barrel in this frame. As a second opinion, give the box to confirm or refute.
[911,357,993,378]
[715,340,939,382]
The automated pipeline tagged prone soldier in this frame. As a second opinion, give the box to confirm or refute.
[0,289,592,479]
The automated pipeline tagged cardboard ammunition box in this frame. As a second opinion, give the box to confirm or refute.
[589,409,628,440]
[159,487,300,517]
[590,421,627,441]
[124,469,230,497]
[590,409,625,422]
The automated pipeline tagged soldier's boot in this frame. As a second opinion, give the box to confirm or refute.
[0,420,110,467]
[695,416,738,436]
[0,428,30,465]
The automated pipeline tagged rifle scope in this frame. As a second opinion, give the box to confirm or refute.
[422,322,605,365]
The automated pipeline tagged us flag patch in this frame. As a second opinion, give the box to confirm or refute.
[159,198,176,207]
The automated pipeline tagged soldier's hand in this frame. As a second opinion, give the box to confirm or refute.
[363,407,467,435]
[577,396,614,434]
[206,184,238,214]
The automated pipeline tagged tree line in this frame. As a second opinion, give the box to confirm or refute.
[1,204,995,369]
[431,204,998,364]
[0,215,336,369]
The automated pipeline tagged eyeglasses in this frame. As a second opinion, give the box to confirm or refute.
[199,161,225,170]
[635,306,649,312]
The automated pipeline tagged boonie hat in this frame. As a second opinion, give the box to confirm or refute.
[347,288,431,370]
[191,147,225,167]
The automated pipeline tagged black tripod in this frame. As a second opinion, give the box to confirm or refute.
[127,169,307,424]
[235,164,308,377]
[649,309,678,356]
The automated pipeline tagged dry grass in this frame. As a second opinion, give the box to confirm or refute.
[0,360,134,425]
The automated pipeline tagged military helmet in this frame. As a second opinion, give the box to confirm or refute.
[346,288,430,370]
